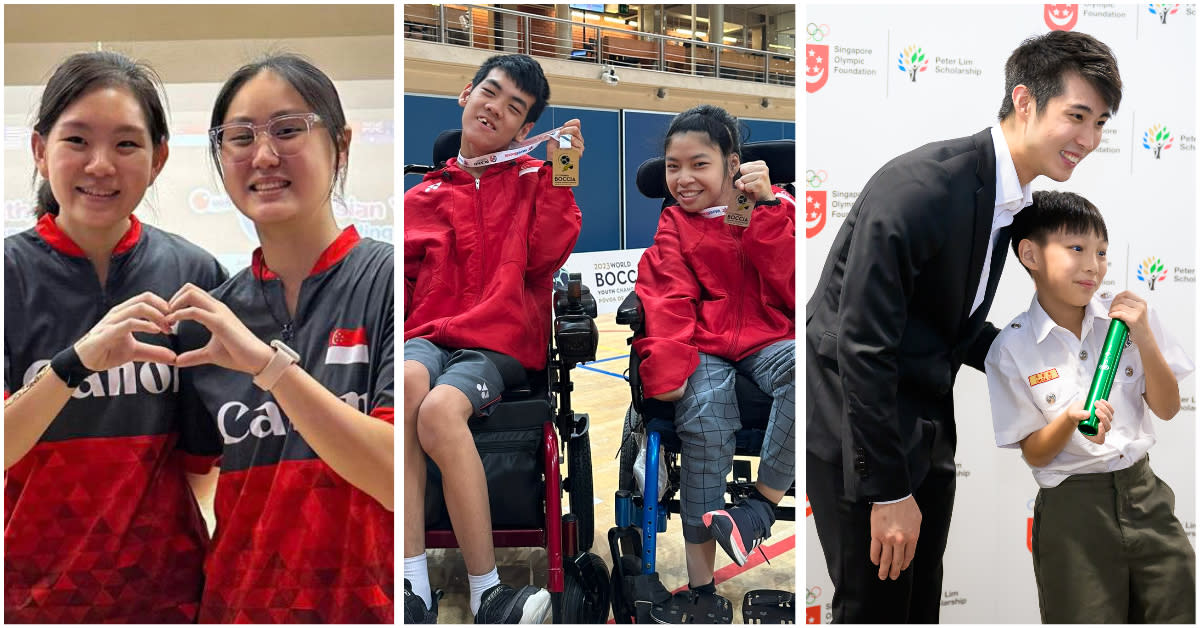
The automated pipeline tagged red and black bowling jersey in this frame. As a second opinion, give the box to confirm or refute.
[180,226,394,623]
[3,214,228,623]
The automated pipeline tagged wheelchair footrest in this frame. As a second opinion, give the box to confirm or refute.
[742,589,796,624]
[651,590,733,624]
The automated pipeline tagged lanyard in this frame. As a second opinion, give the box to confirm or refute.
[698,205,727,218]
[456,126,573,169]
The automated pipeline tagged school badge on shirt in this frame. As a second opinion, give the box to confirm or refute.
[326,327,369,365]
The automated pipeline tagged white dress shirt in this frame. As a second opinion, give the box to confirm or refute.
[971,125,1033,316]
[985,293,1194,488]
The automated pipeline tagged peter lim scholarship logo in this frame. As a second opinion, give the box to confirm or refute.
[1143,124,1173,159]
[1044,4,1079,31]
[1138,257,1168,290]
[1149,4,1180,24]
[806,170,828,239]
[897,45,929,82]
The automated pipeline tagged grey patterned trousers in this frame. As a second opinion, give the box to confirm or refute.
[673,339,795,543]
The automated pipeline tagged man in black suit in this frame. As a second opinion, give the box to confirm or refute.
[806,31,1123,623]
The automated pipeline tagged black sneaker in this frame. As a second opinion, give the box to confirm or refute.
[702,496,775,566]
[473,583,551,624]
[403,578,440,624]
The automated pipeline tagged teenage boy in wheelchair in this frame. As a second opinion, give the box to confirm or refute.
[403,53,584,624]
[632,105,795,622]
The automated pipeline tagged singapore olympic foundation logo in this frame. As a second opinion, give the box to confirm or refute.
[1143,124,1174,159]
[897,45,929,82]
[806,169,828,239]
[1149,4,1180,24]
[1044,4,1079,30]
[1138,257,1168,290]
[806,23,830,94]
[806,586,823,624]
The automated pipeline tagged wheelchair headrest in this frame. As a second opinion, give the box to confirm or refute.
[635,139,795,200]
[432,129,462,169]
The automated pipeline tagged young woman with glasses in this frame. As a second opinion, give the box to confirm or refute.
[4,51,227,622]
[168,53,394,623]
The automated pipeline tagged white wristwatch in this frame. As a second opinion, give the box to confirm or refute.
[253,339,301,391]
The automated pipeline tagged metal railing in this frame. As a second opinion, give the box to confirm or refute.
[403,4,795,87]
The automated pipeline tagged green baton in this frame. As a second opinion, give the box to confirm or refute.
[1078,319,1128,436]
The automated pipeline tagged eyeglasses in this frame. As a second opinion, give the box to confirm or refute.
[209,113,323,163]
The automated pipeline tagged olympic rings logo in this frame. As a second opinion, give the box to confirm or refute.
[806,586,822,605]
[807,23,830,42]
[806,169,829,188]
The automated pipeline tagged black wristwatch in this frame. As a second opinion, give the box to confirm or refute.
[754,197,783,207]
[50,345,96,388]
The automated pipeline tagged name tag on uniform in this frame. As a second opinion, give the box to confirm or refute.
[1027,368,1059,387]
[724,193,752,227]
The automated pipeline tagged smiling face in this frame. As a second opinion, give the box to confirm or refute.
[664,130,739,213]
[32,86,165,231]
[457,68,536,158]
[1022,228,1109,311]
[1013,73,1111,184]
[217,70,344,226]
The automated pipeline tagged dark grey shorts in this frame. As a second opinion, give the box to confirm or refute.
[404,337,506,416]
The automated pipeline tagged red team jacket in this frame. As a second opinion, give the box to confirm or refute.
[633,188,796,397]
[4,215,227,623]
[404,155,582,370]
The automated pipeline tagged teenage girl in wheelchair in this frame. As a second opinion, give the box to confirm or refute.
[628,105,796,623]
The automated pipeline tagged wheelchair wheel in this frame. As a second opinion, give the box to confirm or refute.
[563,551,611,623]
[618,406,639,492]
[567,431,595,551]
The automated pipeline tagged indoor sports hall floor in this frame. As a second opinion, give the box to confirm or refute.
[425,312,797,623]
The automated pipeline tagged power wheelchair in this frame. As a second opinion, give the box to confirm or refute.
[607,139,798,624]
[405,131,610,623]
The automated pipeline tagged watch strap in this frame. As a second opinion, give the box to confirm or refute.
[253,340,300,391]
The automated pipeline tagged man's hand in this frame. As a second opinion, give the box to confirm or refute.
[869,496,921,580]
[549,118,585,160]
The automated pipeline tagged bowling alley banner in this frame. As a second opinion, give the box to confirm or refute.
[805,4,1195,623]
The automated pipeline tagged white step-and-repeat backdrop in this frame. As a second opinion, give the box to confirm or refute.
[805,4,1195,623]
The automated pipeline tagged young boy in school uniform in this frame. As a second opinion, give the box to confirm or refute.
[985,190,1195,623]
[403,53,584,624]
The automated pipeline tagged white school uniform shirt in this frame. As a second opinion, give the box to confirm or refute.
[985,292,1194,488]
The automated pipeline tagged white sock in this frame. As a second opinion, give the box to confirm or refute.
[468,567,501,616]
[404,554,433,609]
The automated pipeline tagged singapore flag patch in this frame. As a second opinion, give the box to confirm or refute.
[326,327,369,365]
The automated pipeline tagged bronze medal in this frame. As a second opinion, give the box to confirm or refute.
[724,193,752,227]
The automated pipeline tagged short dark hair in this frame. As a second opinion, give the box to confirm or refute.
[32,51,170,218]
[471,54,550,125]
[210,53,348,196]
[1010,190,1109,274]
[663,104,743,161]
[997,31,1122,121]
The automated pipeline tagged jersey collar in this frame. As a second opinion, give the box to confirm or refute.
[251,225,361,280]
[35,213,142,258]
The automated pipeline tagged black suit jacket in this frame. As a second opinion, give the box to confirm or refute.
[806,127,1011,502]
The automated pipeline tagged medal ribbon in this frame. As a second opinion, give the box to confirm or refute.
[457,126,573,168]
